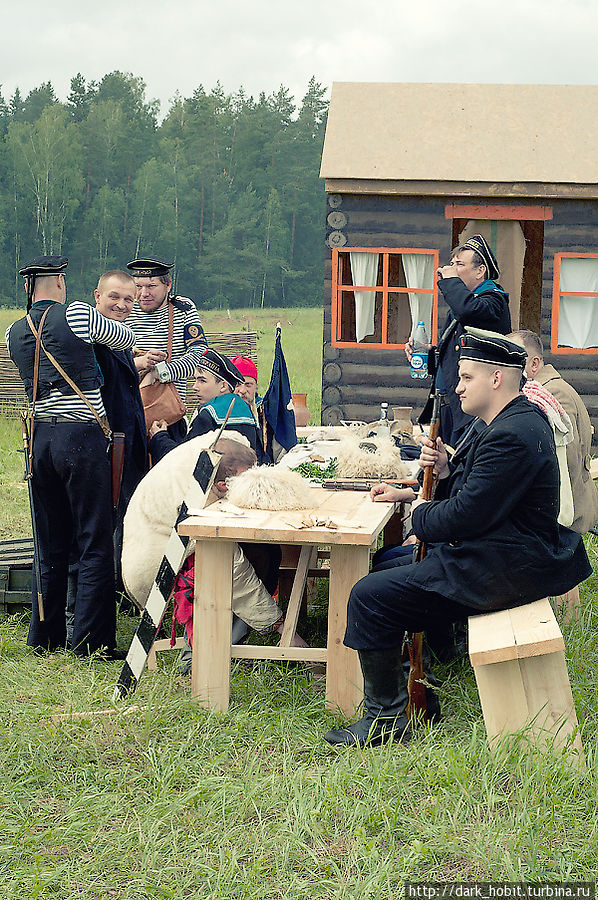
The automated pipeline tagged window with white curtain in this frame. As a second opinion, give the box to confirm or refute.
[554,254,598,351]
[332,248,438,348]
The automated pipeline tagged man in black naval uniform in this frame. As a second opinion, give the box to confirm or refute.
[410,235,511,447]
[6,256,136,657]
[325,328,592,747]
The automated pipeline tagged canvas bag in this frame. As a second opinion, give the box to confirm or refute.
[139,301,186,430]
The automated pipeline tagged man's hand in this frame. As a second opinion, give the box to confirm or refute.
[134,348,168,371]
[404,336,414,363]
[418,436,450,479]
[437,262,459,280]
[410,496,428,512]
[149,419,168,438]
[370,483,417,503]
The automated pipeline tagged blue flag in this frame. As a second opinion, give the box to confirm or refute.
[262,326,297,462]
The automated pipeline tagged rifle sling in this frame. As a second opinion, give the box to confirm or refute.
[26,313,112,441]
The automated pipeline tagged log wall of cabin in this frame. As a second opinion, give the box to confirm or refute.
[323,193,598,444]
[543,201,598,445]
[322,194,453,427]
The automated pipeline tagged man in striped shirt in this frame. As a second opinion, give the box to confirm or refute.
[126,256,207,441]
[7,256,136,659]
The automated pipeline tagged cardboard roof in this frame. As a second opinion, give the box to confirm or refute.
[320,83,598,185]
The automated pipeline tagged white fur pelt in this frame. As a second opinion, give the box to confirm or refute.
[335,434,410,479]
[226,466,313,510]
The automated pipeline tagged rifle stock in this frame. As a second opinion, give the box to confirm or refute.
[20,414,44,623]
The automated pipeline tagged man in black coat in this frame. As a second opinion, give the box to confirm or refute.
[325,328,591,747]
[93,270,149,592]
[413,235,511,447]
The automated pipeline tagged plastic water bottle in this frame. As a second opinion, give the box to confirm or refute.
[410,322,429,379]
[377,402,390,438]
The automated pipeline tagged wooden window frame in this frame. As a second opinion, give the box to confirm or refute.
[551,252,598,355]
[331,247,439,349]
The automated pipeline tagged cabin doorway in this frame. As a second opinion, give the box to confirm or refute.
[450,216,544,335]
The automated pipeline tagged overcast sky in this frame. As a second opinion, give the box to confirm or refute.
[3,0,598,116]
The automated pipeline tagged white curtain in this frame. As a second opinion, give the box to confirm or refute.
[350,252,379,343]
[402,253,434,338]
[558,257,598,349]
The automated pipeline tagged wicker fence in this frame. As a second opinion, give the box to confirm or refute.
[0,331,257,418]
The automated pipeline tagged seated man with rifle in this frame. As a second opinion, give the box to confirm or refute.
[324,328,591,747]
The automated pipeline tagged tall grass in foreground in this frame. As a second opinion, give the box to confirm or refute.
[1,565,598,899]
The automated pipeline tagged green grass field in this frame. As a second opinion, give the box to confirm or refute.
[2,305,598,894]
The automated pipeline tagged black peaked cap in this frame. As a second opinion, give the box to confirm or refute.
[127,257,174,277]
[459,327,527,369]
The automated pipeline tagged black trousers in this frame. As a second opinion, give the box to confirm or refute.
[28,421,116,654]
[344,557,468,651]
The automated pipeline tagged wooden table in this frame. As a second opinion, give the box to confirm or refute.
[178,487,398,715]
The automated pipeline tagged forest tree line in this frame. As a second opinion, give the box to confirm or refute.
[0,72,328,309]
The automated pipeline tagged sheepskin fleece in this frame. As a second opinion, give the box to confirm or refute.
[122,431,249,603]
[335,434,410,479]
[226,466,312,510]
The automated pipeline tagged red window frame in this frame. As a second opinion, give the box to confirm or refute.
[551,252,598,355]
[331,247,439,349]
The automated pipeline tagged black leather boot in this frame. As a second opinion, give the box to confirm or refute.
[324,647,410,747]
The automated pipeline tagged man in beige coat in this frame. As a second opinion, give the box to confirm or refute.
[510,330,598,534]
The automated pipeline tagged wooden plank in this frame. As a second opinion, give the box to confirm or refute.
[279,546,315,647]
[551,586,581,626]
[191,540,234,711]
[231,645,327,662]
[146,637,186,671]
[325,543,369,716]
[468,598,564,667]
[469,608,518,667]
[179,488,398,547]
[324,179,598,200]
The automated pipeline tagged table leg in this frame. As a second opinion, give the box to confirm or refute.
[326,544,370,716]
[192,539,235,711]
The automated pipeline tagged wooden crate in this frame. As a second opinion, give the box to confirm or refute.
[0,538,33,616]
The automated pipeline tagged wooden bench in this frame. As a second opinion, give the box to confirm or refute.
[469,598,584,764]
[0,331,257,418]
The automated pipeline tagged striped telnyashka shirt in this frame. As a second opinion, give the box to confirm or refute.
[126,297,207,402]
[6,302,135,422]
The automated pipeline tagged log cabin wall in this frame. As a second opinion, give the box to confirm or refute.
[322,193,453,426]
[543,201,598,445]
[323,192,598,444]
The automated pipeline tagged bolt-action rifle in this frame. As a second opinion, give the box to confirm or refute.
[404,390,442,722]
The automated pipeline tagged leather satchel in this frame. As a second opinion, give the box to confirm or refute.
[139,301,187,431]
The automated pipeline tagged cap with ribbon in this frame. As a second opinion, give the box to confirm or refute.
[197,349,244,389]
[19,255,68,309]
[230,356,258,381]
[460,234,500,281]
[19,255,68,278]
[459,327,527,369]
[127,256,174,278]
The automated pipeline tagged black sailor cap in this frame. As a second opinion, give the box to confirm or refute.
[127,256,174,277]
[197,349,244,389]
[459,327,527,369]
[19,255,68,277]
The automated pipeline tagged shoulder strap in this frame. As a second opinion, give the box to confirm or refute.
[25,311,111,440]
[26,308,51,467]
[167,300,174,363]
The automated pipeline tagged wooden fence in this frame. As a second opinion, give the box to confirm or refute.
[0,331,257,418]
